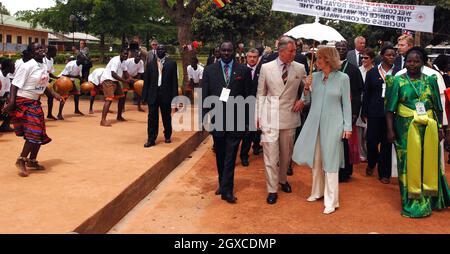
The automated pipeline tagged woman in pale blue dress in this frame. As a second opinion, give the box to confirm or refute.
[292,47,352,214]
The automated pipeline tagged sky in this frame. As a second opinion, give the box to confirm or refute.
[2,0,55,15]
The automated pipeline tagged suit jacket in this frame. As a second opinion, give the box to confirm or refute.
[361,67,386,118]
[256,60,306,130]
[247,64,261,96]
[206,56,219,66]
[346,49,362,67]
[142,57,178,105]
[201,61,252,137]
[341,59,363,117]
[393,55,403,75]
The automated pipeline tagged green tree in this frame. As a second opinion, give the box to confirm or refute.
[0,2,10,15]
[16,0,175,61]
[159,0,200,88]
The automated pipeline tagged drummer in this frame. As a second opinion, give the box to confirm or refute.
[123,50,145,112]
[88,68,105,114]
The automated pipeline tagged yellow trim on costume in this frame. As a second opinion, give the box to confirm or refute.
[397,103,439,199]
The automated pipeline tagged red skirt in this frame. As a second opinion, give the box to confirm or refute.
[11,97,51,145]
[348,125,360,165]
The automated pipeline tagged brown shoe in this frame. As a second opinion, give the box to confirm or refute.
[26,159,45,171]
[380,178,390,184]
[366,166,374,176]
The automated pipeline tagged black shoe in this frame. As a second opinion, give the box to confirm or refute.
[144,141,156,148]
[215,188,221,195]
[165,139,171,144]
[287,166,293,176]
[280,182,292,193]
[221,194,237,204]
[241,158,249,167]
[266,193,278,205]
[253,146,262,155]
[339,175,350,183]
[0,126,14,132]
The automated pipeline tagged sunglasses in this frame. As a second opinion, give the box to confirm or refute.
[362,57,370,59]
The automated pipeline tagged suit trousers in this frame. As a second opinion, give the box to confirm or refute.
[213,134,242,196]
[311,134,339,209]
[339,139,353,179]
[240,130,262,160]
[366,117,392,179]
[147,90,172,142]
[262,128,296,193]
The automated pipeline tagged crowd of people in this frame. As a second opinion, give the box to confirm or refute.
[1,31,450,218]
[202,34,450,218]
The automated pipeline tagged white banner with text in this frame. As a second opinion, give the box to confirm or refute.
[272,0,435,33]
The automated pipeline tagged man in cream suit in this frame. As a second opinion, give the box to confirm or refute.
[256,36,307,204]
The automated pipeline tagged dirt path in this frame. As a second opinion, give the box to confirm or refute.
[111,138,450,234]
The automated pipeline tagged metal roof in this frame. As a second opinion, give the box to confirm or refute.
[0,14,51,33]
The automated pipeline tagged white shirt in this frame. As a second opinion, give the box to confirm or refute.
[0,72,11,96]
[276,58,292,76]
[13,59,49,100]
[43,57,55,74]
[355,49,363,66]
[101,56,127,83]
[124,58,144,77]
[88,68,105,86]
[59,60,82,81]
[359,65,373,83]
[12,58,25,79]
[187,64,204,84]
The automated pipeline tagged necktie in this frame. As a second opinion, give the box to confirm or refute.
[358,53,363,67]
[251,68,255,80]
[282,64,288,85]
[224,64,230,85]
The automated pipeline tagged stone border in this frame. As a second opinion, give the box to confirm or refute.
[74,131,209,234]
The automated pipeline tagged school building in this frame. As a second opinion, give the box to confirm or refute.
[0,14,50,55]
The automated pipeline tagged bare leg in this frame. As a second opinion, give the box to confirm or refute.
[16,141,33,177]
[89,95,95,114]
[100,100,112,126]
[137,95,144,112]
[117,97,126,121]
[74,95,84,115]
[57,100,65,120]
[47,94,57,120]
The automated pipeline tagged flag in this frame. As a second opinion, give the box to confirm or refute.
[212,0,232,8]
[213,0,225,8]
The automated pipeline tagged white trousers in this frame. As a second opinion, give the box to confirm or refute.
[311,134,339,209]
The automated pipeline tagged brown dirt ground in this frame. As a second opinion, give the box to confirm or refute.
[0,98,196,233]
[111,138,450,234]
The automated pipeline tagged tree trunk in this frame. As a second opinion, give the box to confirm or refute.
[100,33,105,63]
[178,22,194,95]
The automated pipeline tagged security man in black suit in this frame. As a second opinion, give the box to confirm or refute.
[142,45,178,147]
[202,41,252,204]
[335,41,364,182]
[239,48,263,167]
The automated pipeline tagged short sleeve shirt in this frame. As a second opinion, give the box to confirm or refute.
[124,58,144,77]
[88,68,105,86]
[58,60,82,81]
[12,59,49,100]
[101,56,127,83]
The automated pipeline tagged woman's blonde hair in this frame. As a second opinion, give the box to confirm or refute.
[316,46,341,71]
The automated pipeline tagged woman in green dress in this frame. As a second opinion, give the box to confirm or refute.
[385,47,450,218]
